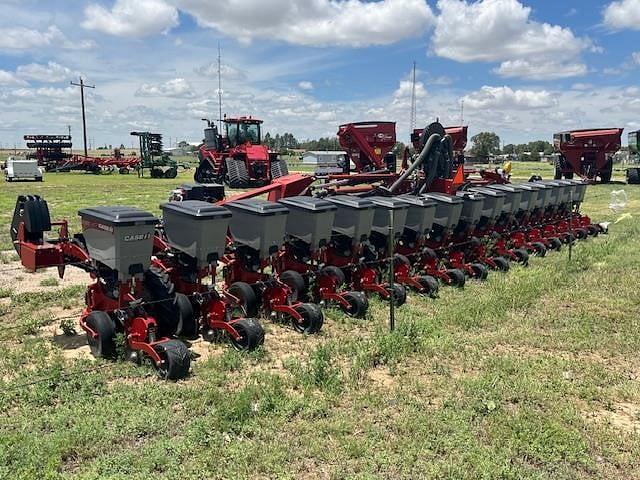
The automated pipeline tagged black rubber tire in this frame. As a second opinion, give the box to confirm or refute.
[279,270,306,302]
[418,275,439,297]
[339,291,368,318]
[562,233,575,245]
[600,161,613,183]
[85,311,116,358]
[292,303,324,334]
[229,318,265,351]
[493,257,510,272]
[387,283,407,307]
[564,171,574,179]
[164,167,178,179]
[548,238,563,251]
[627,168,640,185]
[447,269,466,287]
[228,282,259,318]
[514,248,529,265]
[587,225,599,237]
[575,228,588,240]
[320,265,346,287]
[226,158,249,188]
[270,158,289,179]
[142,266,179,336]
[554,158,562,180]
[470,263,489,280]
[423,247,438,260]
[394,253,411,267]
[532,242,547,257]
[154,340,190,380]
[174,293,197,338]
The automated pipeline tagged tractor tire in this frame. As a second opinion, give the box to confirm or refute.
[554,159,562,180]
[320,265,346,287]
[226,158,249,188]
[270,159,289,179]
[279,270,306,302]
[492,257,510,272]
[228,281,259,318]
[154,339,190,380]
[292,303,324,334]
[339,291,369,318]
[446,269,466,287]
[229,318,265,351]
[150,167,163,178]
[164,167,178,179]
[418,275,439,297]
[85,311,116,359]
[627,168,640,185]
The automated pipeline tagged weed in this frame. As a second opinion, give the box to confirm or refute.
[39,278,59,287]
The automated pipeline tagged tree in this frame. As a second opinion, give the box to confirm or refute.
[470,132,501,158]
[503,144,516,155]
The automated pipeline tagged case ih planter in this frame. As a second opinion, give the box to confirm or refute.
[152,200,265,350]
[10,195,191,380]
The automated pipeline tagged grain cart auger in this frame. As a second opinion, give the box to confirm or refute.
[131,131,178,179]
[10,195,191,379]
[275,196,370,318]
[194,117,289,188]
[553,128,623,182]
[221,199,324,334]
[152,201,265,350]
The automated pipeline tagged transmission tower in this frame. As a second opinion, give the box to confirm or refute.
[410,61,417,131]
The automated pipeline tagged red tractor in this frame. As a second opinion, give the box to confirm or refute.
[553,128,623,182]
[194,117,289,188]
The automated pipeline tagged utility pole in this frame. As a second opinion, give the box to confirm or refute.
[409,61,417,132]
[217,43,223,131]
[67,125,72,155]
[70,77,95,158]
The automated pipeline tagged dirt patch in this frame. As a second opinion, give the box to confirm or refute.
[368,366,395,388]
[585,402,640,434]
[0,261,87,295]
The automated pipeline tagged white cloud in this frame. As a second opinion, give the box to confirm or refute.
[632,52,640,66]
[0,25,94,51]
[603,0,640,31]
[298,81,314,90]
[462,86,556,110]
[175,0,435,46]
[494,59,587,80]
[135,78,196,98]
[82,0,179,37]
[433,0,589,80]
[0,70,27,86]
[195,63,247,80]
[16,62,76,83]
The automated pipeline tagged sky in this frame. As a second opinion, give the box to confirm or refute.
[0,0,639,149]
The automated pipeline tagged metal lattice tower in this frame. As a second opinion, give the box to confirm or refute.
[409,62,417,131]
[217,43,223,132]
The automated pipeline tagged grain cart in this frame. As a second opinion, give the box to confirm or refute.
[10,195,191,379]
[553,128,623,182]
[627,130,640,184]
[324,195,407,304]
[131,131,178,179]
[152,201,265,350]
[194,117,289,188]
[275,196,369,317]
[222,199,324,334]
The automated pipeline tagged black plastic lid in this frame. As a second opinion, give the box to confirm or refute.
[278,196,337,212]
[468,187,506,198]
[160,200,231,220]
[422,193,464,204]
[79,206,158,226]
[368,196,411,210]
[226,198,289,216]
[455,191,485,202]
[486,184,524,193]
[397,195,436,208]
[515,183,543,191]
[325,195,374,210]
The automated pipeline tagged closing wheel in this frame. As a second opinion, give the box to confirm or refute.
[154,339,190,380]
[292,303,324,334]
[470,263,489,280]
[279,270,306,302]
[532,242,547,257]
[394,253,411,267]
[575,228,588,240]
[85,311,116,358]
[320,265,346,287]
[228,282,259,318]
[514,248,529,265]
[562,233,575,245]
[446,269,466,287]
[229,318,265,351]
[492,257,510,272]
[174,293,197,338]
[587,225,599,237]
[417,275,439,297]
[548,237,563,251]
[387,283,407,307]
[339,291,368,318]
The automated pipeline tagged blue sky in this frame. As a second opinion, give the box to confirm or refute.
[0,0,639,148]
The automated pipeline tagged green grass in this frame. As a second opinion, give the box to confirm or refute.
[0,163,639,478]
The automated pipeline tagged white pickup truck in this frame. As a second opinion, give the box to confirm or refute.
[4,157,43,182]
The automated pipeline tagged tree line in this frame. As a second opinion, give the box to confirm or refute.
[263,132,340,152]
[470,132,554,161]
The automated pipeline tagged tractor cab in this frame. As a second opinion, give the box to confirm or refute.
[225,117,262,147]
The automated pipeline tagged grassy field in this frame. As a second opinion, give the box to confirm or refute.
[0,163,639,479]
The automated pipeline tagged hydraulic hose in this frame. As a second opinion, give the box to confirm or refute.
[388,133,441,194]
[418,135,453,194]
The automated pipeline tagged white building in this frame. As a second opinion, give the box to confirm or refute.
[302,150,347,166]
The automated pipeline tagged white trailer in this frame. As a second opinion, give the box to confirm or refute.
[5,157,43,182]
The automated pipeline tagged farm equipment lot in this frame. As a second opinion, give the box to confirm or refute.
[1,164,639,479]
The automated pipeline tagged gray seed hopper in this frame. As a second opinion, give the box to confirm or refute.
[278,196,337,250]
[325,195,375,245]
[397,195,436,237]
[226,199,289,258]
[368,196,410,240]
